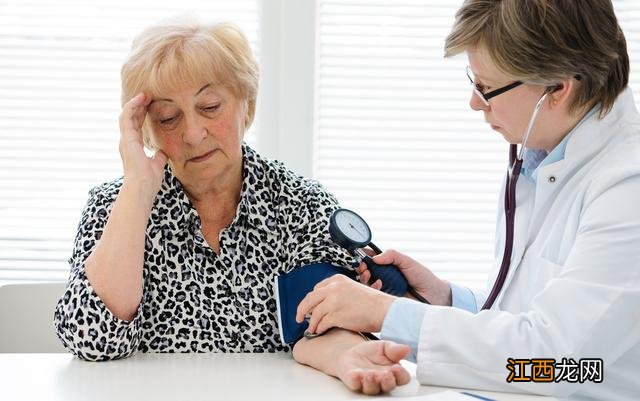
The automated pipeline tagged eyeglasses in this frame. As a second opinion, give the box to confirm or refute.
[466,66,523,106]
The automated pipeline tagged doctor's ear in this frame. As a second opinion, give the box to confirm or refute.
[548,79,574,108]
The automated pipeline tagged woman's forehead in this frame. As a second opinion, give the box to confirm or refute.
[149,82,230,103]
[146,59,228,97]
[468,46,510,83]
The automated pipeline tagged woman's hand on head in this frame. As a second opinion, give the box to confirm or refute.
[337,340,411,395]
[119,92,168,201]
[295,274,396,334]
[359,249,452,306]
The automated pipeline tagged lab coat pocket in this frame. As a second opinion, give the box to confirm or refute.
[505,251,564,311]
[529,254,565,307]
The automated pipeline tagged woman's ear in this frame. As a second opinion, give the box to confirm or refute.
[242,99,250,131]
[548,77,576,108]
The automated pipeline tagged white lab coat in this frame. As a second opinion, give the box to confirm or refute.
[416,88,640,400]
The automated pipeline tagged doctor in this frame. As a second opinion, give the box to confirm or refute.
[292,0,640,398]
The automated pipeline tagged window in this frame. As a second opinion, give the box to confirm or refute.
[314,0,640,289]
[0,0,259,285]
[2,1,639,287]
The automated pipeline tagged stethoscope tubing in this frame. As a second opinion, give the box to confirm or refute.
[481,88,553,310]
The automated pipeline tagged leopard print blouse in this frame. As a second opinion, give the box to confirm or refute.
[54,144,356,361]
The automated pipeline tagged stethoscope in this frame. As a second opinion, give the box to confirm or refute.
[329,87,554,309]
[481,86,555,310]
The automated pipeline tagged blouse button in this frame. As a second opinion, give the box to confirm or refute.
[548,176,556,183]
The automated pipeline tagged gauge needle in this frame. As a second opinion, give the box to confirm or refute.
[349,222,364,237]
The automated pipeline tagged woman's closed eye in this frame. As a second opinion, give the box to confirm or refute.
[201,103,221,113]
[159,115,179,125]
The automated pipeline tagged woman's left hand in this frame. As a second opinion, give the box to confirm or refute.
[336,340,412,395]
[295,274,396,334]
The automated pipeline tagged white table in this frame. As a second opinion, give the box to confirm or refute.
[0,353,555,401]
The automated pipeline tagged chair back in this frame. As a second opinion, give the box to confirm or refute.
[0,282,67,353]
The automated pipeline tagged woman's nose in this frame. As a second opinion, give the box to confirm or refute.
[182,114,207,145]
[469,91,489,111]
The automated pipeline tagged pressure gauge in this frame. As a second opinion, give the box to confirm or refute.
[327,208,428,303]
[329,208,372,250]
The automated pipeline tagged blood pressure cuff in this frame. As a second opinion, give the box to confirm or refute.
[275,263,356,344]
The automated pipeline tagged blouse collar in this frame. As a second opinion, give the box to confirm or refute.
[152,143,280,235]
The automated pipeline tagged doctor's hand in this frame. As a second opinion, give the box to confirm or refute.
[336,340,411,395]
[296,274,396,334]
[358,249,452,306]
[355,248,384,291]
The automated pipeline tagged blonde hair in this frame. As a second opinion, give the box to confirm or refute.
[445,0,629,117]
[121,19,259,144]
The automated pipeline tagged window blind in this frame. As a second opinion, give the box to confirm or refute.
[314,0,640,289]
[0,0,259,285]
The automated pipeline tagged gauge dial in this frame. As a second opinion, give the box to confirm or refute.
[329,208,372,250]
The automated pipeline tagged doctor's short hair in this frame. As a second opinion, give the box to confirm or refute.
[444,0,629,117]
[121,18,259,146]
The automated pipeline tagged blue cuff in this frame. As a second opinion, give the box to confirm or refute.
[380,298,428,363]
[450,282,478,313]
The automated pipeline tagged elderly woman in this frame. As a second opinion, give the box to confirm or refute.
[53,20,354,360]
[293,0,640,399]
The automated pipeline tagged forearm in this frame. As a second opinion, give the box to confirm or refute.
[84,182,155,320]
[292,328,366,378]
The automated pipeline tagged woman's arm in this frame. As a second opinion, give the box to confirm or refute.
[292,328,411,395]
[83,182,155,320]
[54,93,168,360]
[53,183,151,360]
[84,92,167,321]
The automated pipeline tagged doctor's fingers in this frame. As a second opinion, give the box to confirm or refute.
[307,311,330,335]
[312,305,347,334]
[295,275,348,322]
[304,296,345,334]
[357,261,368,275]
[295,285,331,323]
[371,279,382,290]
[362,247,376,257]
[357,262,371,284]
[358,267,370,284]
[304,290,363,333]
[358,269,383,290]
[313,273,353,290]
[371,249,408,266]
[313,272,379,294]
